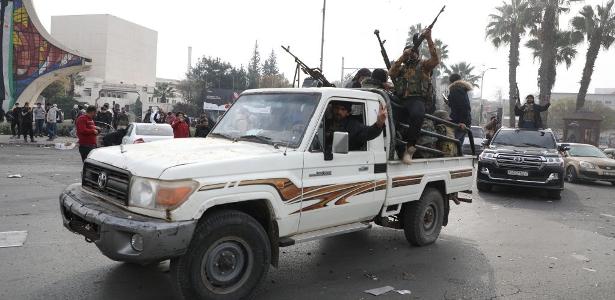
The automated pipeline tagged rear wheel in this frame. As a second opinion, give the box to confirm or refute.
[171,210,271,300]
[402,188,444,246]
[566,166,578,183]
[477,182,492,192]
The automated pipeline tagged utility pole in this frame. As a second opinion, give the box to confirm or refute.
[340,57,344,85]
[319,0,326,71]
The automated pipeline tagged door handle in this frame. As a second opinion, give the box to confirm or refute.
[358,166,369,172]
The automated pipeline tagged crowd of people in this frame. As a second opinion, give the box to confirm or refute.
[3,102,67,142]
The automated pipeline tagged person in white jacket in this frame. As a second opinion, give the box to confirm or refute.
[46,104,58,141]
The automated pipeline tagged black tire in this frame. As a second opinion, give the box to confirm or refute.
[171,210,271,300]
[566,166,577,183]
[402,188,444,246]
[477,182,492,192]
[546,190,561,200]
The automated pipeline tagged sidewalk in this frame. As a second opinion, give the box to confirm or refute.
[0,135,78,148]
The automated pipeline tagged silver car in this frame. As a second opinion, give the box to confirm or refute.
[121,123,174,145]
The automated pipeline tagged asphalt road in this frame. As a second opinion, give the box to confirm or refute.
[1,145,614,300]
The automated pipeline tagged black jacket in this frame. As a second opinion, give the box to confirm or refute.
[326,117,383,151]
[195,125,211,138]
[20,108,33,125]
[95,111,113,127]
[448,80,473,126]
[515,102,550,129]
[102,128,127,146]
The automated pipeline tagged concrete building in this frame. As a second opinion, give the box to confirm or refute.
[551,88,615,110]
[50,14,158,112]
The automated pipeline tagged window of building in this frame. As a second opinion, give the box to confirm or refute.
[606,101,612,105]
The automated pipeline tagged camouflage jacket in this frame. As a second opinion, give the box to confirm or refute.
[389,37,439,99]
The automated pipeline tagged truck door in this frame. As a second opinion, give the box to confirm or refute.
[299,98,381,232]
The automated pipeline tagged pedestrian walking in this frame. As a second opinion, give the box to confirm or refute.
[33,102,46,137]
[76,106,99,162]
[20,102,35,143]
[8,104,21,139]
[46,104,58,141]
[70,104,79,124]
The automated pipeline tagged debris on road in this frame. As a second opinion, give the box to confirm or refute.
[364,286,395,296]
[363,272,379,281]
[395,290,412,295]
[572,254,590,262]
[600,214,615,219]
[55,142,76,150]
[583,267,597,272]
[7,174,22,178]
[0,231,28,248]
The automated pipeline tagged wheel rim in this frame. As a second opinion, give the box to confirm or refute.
[423,205,437,234]
[200,237,253,295]
[566,167,574,182]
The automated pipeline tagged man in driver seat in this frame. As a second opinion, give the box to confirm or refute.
[325,101,387,151]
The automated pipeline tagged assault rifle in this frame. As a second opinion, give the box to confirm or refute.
[281,45,335,88]
[411,5,446,53]
[374,30,391,70]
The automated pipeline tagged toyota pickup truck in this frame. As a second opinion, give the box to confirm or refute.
[59,88,475,300]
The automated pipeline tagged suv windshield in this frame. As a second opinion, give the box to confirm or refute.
[491,130,556,149]
[211,93,320,148]
[568,145,607,158]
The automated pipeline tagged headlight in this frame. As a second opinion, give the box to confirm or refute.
[545,157,564,166]
[129,177,199,210]
[479,152,495,161]
[579,161,596,169]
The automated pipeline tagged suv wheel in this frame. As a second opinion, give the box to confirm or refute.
[171,210,271,300]
[402,188,444,246]
[566,166,578,183]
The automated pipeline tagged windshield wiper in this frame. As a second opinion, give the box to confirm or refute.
[520,142,547,148]
[209,133,235,141]
[238,135,272,145]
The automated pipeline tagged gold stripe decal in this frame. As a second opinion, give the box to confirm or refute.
[392,175,423,188]
[450,169,473,179]
[198,183,227,192]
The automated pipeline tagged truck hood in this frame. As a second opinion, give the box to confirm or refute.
[486,146,559,156]
[88,137,284,178]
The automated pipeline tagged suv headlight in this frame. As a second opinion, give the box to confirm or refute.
[479,152,496,162]
[129,177,199,210]
[579,161,596,169]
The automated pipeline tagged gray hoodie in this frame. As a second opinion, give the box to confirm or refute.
[33,106,46,120]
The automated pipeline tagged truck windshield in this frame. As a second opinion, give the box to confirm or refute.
[491,130,556,149]
[211,93,320,148]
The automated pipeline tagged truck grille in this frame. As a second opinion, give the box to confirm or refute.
[496,154,543,170]
[82,162,131,205]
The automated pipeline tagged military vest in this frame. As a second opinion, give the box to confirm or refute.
[394,62,430,98]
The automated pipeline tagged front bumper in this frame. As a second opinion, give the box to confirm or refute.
[59,184,197,264]
[477,162,564,190]
[578,170,615,182]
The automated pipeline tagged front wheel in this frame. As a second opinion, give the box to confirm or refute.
[566,166,578,183]
[171,210,271,300]
[402,188,444,246]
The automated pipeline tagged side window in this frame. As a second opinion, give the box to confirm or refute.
[309,100,368,153]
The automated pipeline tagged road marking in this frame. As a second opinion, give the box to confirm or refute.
[583,267,597,272]
[600,214,615,218]
[0,231,28,248]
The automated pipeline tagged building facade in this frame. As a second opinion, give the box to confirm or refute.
[50,14,158,113]
[551,89,615,110]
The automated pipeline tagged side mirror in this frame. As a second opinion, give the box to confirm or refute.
[558,145,570,152]
[482,140,490,147]
[332,132,349,154]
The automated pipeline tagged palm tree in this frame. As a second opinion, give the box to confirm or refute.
[154,82,176,104]
[486,0,536,127]
[571,0,615,110]
[441,62,481,87]
[530,0,581,111]
[525,29,583,80]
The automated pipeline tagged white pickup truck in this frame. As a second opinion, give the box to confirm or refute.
[59,88,474,300]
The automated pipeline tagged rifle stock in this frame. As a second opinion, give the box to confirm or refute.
[281,46,335,88]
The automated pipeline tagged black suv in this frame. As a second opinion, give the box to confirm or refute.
[477,128,565,199]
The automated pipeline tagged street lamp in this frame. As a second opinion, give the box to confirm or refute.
[479,67,496,124]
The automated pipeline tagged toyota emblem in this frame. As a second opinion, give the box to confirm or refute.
[97,172,108,189]
[514,157,523,163]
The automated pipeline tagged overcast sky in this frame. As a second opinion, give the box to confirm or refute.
[33,0,615,101]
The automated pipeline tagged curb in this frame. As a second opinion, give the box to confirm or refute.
[0,140,78,148]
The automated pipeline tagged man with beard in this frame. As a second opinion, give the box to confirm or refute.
[389,28,439,164]
[325,101,387,152]
[515,94,550,129]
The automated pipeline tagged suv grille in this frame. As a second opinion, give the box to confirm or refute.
[82,162,131,205]
[496,154,543,170]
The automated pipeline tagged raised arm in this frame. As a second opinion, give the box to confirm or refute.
[422,29,439,71]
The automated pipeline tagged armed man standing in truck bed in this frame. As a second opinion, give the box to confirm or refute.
[389,28,439,164]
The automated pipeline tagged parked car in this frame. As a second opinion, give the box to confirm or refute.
[463,126,486,155]
[477,128,565,199]
[604,148,615,160]
[121,123,174,144]
[560,143,615,186]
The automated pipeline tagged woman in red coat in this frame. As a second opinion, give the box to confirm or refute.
[171,112,190,138]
